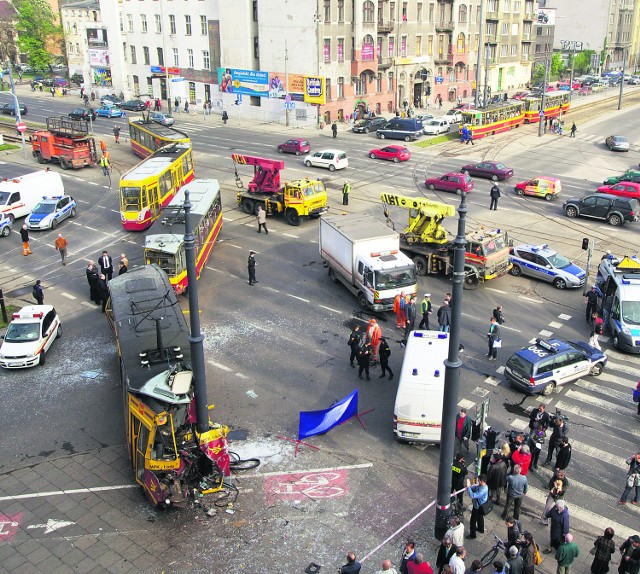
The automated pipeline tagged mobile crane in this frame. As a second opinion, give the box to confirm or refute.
[232,154,328,226]
[381,192,512,288]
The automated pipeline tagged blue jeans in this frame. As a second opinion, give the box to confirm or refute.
[620,485,639,502]
[440,325,450,332]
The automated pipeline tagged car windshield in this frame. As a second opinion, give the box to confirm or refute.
[621,301,640,325]
[482,235,507,255]
[374,267,417,290]
[0,192,9,203]
[547,252,572,269]
[426,120,439,126]
[4,322,40,343]
[507,354,534,376]
[31,202,56,214]
[354,120,368,126]
[614,136,628,142]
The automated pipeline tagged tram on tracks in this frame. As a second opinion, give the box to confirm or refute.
[523,91,570,123]
[144,179,222,295]
[106,264,232,508]
[128,117,190,159]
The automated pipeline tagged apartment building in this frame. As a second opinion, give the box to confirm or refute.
[60,0,103,84]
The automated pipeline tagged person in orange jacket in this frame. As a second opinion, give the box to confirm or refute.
[366,318,382,363]
[393,291,408,329]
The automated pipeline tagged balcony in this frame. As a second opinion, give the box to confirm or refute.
[435,21,455,33]
[377,20,394,33]
[434,50,454,65]
[377,56,393,70]
[522,33,532,42]
[351,58,378,77]
[521,54,531,62]
[523,13,534,20]
[485,11,500,20]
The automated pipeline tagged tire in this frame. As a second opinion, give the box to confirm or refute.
[305,160,312,167]
[277,147,283,153]
[364,128,370,134]
[515,188,524,196]
[613,333,620,349]
[328,268,338,283]
[39,351,45,366]
[553,277,567,289]
[393,156,399,163]
[404,136,411,142]
[329,164,335,172]
[36,152,45,164]
[590,362,603,376]
[370,153,377,159]
[510,264,522,277]
[1,226,9,237]
[285,209,300,226]
[379,133,386,139]
[464,272,480,290]
[480,547,500,568]
[357,292,368,309]
[241,198,255,215]
[51,219,58,230]
[56,325,62,339]
[545,194,553,201]
[463,170,470,175]
[608,214,622,226]
[541,381,556,396]
[295,150,301,156]
[428,184,435,190]
[7,214,15,223]
[456,188,462,195]
[413,255,428,276]
[70,207,77,218]
[565,206,578,218]
[60,158,71,170]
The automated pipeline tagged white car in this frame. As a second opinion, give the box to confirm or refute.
[423,119,451,135]
[0,305,61,368]
[442,109,463,124]
[303,149,349,171]
[628,75,640,85]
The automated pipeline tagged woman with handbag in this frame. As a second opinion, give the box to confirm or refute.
[590,527,615,574]
[487,316,501,361]
[618,452,640,505]
[540,470,569,525]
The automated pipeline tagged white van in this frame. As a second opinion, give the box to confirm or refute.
[0,170,64,221]
[393,330,449,443]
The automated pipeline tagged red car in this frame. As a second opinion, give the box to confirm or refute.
[512,91,530,100]
[425,172,474,195]
[596,182,640,199]
[368,145,411,162]
[277,138,311,156]
[461,161,514,181]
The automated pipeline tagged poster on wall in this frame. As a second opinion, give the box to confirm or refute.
[536,8,556,26]
[303,76,326,105]
[89,49,109,67]
[268,72,305,101]
[92,68,112,86]
[218,67,269,97]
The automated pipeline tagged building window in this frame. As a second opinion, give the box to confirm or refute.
[337,76,344,98]
[169,15,176,34]
[140,14,147,32]
[363,1,375,22]
[200,15,207,35]
[147,77,153,96]
[488,0,498,11]
[416,35,422,56]
[187,49,194,68]
[133,75,139,94]
[428,3,434,22]
[476,5,481,22]
[417,3,422,20]
[254,36,259,59]
[326,78,331,100]
[338,0,344,22]
[119,15,124,32]
[155,14,161,33]
[122,42,127,60]
[362,34,375,61]
[127,14,133,32]
[324,0,330,22]
[390,2,395,21]
[501,23,509,35]
[324,38,331,63]
[377,37,382,58]
[458,4,467,23]
[500,44,507,58]
[428,35,433,55]
[376,73,382,92]
[203,50,210,70]
[338,38,345,62]
[253,0,257,21]
[173,48,179,66]
[401,35,407,57]
[504,0,511,11]
[388,36,395,57]
[457,32,465,52]
[185,15,192,35]
[130,45,137,64]
[510,44,517,56]
[143,46,150,65]
[511,23,519,35]
[157,47,163,66]
[388,72,394,92]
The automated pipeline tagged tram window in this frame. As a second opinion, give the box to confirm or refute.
[130,125,139,143]
[152,419,176,460]
[176,250,185,274]
[136,424,150,481]
[159,171,172,196]
[182,153,193,175]
[121,187,142,210]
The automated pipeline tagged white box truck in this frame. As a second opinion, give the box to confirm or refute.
[319,214,417,311]
[393,330,449,443]
[0,170,65,221]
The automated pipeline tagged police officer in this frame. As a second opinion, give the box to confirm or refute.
[378,336,393,380]
[418,292,432,329]
[357,343,371,381]
[342,180,350,206]
[247,250,258,285]
[585,285,598,322]
[490,184,501,211]
[404,296,417,341]
[348,325,362,368]
[451,453,468,506]
[100,154,110,176]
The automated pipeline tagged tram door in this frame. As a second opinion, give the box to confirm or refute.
[147,185,160,220]
[130,413,150,483]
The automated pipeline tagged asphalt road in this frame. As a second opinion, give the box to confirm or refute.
[0,89,639,571]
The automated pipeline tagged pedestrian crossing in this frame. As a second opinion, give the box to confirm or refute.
[578,133,640,148]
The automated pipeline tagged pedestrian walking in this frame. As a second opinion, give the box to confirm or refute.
[54,233,68,265]
[506,547,524,574]
[418,293,433,329]
[32,280,44,305]
[540,469,569,525]
[501,465,528,520]
[120,253,129,269]
[590,527,616,574]
[617,452,640,505]
[487,316,501,360]
[99,250,114,281]
[449,547,466,574]
[174,97,179,113]
[438,300,452,332]
[20,224,32,256]
[404,296,417,340]
[366,318,382,362]
[348,325,362,367]
[400,541,417,574]
[489,184,501,211]
[466,475,488,539]
[570,123,577,138]
[376,559,398,574]
[98,274,110,312]
[378,336,394,380]
[86,261,101,304]
[154,98,160,111]
[340,552,362,574]
[113,125,120,144]
[486,451,508,504]
[451,452,468,506]
[634,382,640,416]
[332,121,338,138]
[555,437,572,471]
[446,517,465,548]
[100,154,110,176]
[618,534,640,574]
[222,110,229,124]
[455,408,472,453]
[342,180,351,205]
[100,140,107,155]
[436,536,458,574]
[407,553,433,574]
[585,285,599,322]
[184,101,189,114]
[256,205,268,234]
[544,417,569,466]
[520,532,537,574]
[555,533,580,574]
[394,291,408,329]
[543,500,570,554]
[247,250,258,285]
[529,403,550,431]
[544,117,548,132]
[493,305,505,325]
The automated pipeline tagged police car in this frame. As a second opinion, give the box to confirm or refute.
[0,306,61,368]
[504,338,607,396]
[25,195,77,230]
[0,213,11,237]
[509,243,586,289]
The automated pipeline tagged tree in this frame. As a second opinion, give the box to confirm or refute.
[14,0,61,70]
[572,50,595,75]
[551,52,565,76]
[533,63,545,83]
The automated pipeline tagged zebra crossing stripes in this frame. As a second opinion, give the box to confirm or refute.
[574,379,632,401]
[555,399,640,437]
[603,358,640,378]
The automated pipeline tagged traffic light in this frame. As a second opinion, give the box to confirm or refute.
[426,84,431,96]
[581,237,590,250]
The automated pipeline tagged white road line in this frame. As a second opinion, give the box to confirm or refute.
[458,398,476,410]
[548,321,562,329]
[574,379,631,401]
[207,360,231,372]
[222,216,236,222]
[519,296,543,304]
[245,462,374,479]
[0,484,138,502]
[539,329,553,337]
[80,301,94,308]
[485,287,508,294]
[509,418,530,430]
[556,399,640,437]
[206,266,218,272]
[227,244,242,249]
[235,373,248,379]
[605,359,640,378]
[567,437,628,468]
[501,324,522,333]
[484,376,501,386]
[60,292,77,300]
[282,233,299,238]
[111,209,120,214]
[287,293,310,303]
[565,389,638,417]
[558,313,572,320]
[495,366,505,374]
[263,286,280,293]
[318,304,341,313]
[85,226,98,232]
[88,181,99,186]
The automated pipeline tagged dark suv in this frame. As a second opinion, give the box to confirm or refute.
[352,117,387,134]
[69,107,97,121]
[563,193,640,226]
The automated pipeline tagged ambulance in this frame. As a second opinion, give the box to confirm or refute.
[0,170,65,221]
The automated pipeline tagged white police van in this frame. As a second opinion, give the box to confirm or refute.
[509,243,586,289]
[26,194,77,230]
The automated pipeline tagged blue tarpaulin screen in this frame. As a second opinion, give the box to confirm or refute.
[298,390,359,439]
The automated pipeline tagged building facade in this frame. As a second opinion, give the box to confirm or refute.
[60,0,103,84]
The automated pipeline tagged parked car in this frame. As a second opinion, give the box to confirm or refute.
[277,138,311,155]
[352,117,387,134]
[368,145,411,162]
[424,172,474,195]
[577,86,593,96]
[461,161,513,181]
[69,107,97,121]
[100,94,125,106]
[1,103,27,116]
[509,243,586,289]
[96,104,123,118]
[603,170,640,185]
[303,149,348,171]
[596,182,640,199]
[415,114,435,123]
[512,91,530,100]
[423,118,451,135]
[150,112,174,126]
[52,77,68,87]
[119,99,146,111]
[628,75,640,85]
[563,193,640,226]
[442,109,463,123]
[605,135,630,152]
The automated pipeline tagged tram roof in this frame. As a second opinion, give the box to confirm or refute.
[107,264,192,395]
[129,118,189,141]
[121,143,192,182]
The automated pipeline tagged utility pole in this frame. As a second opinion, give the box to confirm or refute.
[183,188,209,434]
[566,41,583,104]
[474,0,485,108]
[285,40,290,127]
[6,64,27,159]
[538,56,549,137]
[483,42,490,106]
[618,48,626,111]
[159,0,171,113]
[434,192,467,539]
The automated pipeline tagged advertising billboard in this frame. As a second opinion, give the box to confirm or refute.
[268,72,305,101]
[89,49,109,67]
[218,67,269,97]
[536,8,556,26]
[303,76,326,105]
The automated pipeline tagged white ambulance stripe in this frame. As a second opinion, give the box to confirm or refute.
[598,371,637,390]
[604,359,640,378]
[574,379,632,402]
[565,389,637,417]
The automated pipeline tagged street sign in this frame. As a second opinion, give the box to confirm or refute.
[284,94,292,103]
[285,102,295,110]
[538,110,545,117]
[16,122,27,133]
[435,76,444,84]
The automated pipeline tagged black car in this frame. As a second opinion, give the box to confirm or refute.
[352,117,387,134]
[69,107,97,121]
[1,103,27,116]
[119,99,146,111]
[563,193,640,226]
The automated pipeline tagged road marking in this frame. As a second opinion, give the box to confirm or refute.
[604,359,640,378]
[287,293,310,303]
[556,399,640,437]
[235,373,248,379]
[548,321,562,329]
[88,181,99,186]
[222,216,236,222]
[509,418,530,431]
[574,379,632,401]
[566,437,628,468]
[282,233,298,238]
[501,324,522,333]
[539,329,553,337]
[263,286,280,293]
[27,519,75,534]
[60,292,77,300]
[0,484,138,502]
[484,376,501,386]
[458,398,475,410]
[318,304,341,313]
[558,313,572,320]
[111,209,120,214]
[227,244,242,249]
[80,301,94,308]
[565,388,638,417]
[605,348,635,361]
[85,226,98,232]
[485,287,508,294]
[495,366,505,374]
[518,296,543,304]
[208,360,231,372]
[248,462,374,479]
[473,387,490,398]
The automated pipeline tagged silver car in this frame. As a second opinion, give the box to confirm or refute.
[509,243,586,289]
[151,112,175,126]
[605,135,630,152]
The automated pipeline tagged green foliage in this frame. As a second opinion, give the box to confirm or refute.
[572,50,595,75]
[533,63,545,83]
[14,0,61,69]
[551,53,564,76]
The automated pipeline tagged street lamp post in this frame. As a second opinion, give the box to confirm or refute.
[474,0,485,108]
[434,192,468,538]
[537,56,549,137]
[284,40,290,127]
[618,48,627,111]
[562,40,583,104]
[6,64,27,159]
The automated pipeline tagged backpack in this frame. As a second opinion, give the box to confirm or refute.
[633,388,640,403]
[533,542,543,566]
